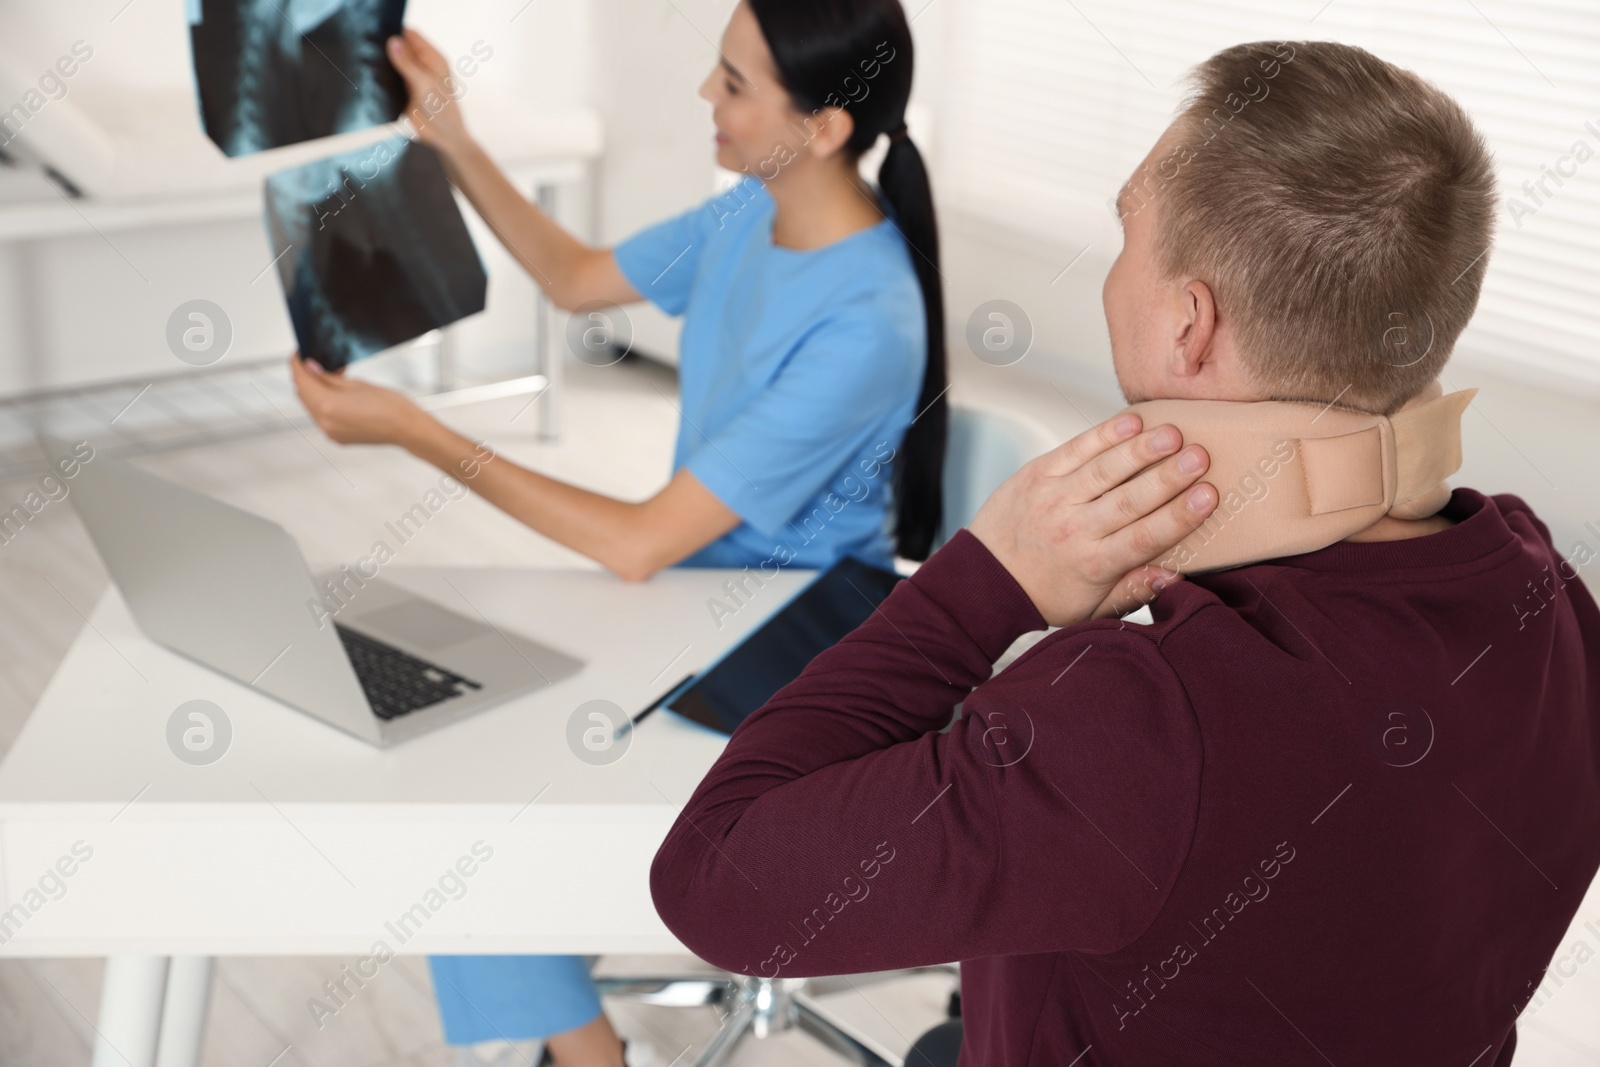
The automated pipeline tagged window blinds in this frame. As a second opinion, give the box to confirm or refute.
[937,0,1600,382]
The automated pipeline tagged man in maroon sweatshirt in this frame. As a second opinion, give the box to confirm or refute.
[650,41,1600,1067]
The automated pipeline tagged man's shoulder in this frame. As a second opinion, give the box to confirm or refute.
[987,487,1565,691]
[1478,489,1558,549]
[991,613,1195,703]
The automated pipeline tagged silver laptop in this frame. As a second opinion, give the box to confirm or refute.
[40,434,583,746]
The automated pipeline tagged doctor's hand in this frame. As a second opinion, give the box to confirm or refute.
[386,28,472,158]
[967,414,1217,627]
[290,356,429,448]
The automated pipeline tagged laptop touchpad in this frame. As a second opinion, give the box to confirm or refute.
[357,600,487,651]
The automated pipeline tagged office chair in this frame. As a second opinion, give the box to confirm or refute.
[598,402,1059,1067]
[931,401,1060,551]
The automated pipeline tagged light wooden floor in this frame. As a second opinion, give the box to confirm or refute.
[0,354,956,1067]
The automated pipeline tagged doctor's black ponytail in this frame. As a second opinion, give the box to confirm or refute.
[748,0,946,561]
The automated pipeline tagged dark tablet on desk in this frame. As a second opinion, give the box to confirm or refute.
[664,556,904,736]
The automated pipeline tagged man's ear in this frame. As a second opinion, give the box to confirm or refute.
[1170,279,1218,379]
[805,105,856,160]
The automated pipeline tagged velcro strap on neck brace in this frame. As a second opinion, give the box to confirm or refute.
[1118,385,1476,575]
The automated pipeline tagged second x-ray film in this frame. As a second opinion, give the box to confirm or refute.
[264,135,487,370]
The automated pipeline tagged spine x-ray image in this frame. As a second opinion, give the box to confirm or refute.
[264,135,487,371]
[190,0,407,158]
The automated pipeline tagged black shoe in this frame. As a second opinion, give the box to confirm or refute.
[536,1038,655,1066]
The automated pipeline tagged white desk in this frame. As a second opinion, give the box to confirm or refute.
[0,563,811,1066]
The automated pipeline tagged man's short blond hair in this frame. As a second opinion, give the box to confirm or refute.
[1144,41,1496,414]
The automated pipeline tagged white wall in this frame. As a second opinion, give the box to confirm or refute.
[587,0,725,364]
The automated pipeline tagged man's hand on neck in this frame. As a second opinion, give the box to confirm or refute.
[967,414,1217,627]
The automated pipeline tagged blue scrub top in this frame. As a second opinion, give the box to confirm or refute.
[614,177,924,571]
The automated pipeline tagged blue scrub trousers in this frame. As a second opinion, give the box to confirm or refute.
[428,954,602,1045]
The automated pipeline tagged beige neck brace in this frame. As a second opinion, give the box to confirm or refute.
[1118,381,1476,575]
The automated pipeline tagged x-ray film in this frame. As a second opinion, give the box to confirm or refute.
[190,0,408,157]
[264,135,487,371]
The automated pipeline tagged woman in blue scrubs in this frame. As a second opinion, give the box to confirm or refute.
[293,2,945,1064]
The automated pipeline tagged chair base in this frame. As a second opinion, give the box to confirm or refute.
[595,968,957,1067]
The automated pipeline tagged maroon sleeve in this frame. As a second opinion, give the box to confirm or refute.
[650,530,1202,976]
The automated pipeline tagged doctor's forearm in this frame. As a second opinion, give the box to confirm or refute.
[405,418,644,576]
[437,139,625,312]
[403,418,663,581]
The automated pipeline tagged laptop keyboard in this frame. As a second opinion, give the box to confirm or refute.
[335,624,483,721]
